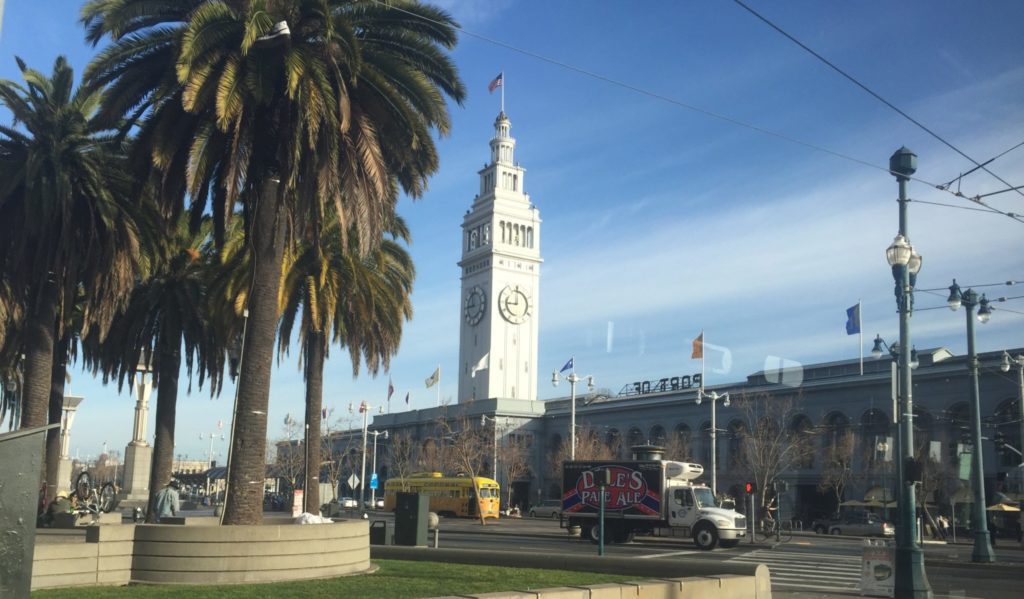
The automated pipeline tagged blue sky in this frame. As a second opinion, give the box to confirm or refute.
[2,1,1022,463]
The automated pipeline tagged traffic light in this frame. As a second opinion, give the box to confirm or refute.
[993,431,1006,454]
[905,457,923,484]
[744,481,757,494]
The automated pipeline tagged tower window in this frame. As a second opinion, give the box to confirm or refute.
[470,230,478,250]
[483,224,490,244]
[512,174,518,191]
[527,227,533,248]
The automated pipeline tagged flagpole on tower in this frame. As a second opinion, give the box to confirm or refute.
[501,71,505,113]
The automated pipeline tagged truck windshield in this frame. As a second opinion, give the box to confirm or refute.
[693,488,716,508]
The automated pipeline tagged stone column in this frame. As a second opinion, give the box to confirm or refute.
[121,360,154,502]
[55,395,84,494]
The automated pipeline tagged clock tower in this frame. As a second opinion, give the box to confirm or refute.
[458,112,542,403]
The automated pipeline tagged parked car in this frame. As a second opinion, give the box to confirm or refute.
[364,498,385,509]
[529,499,562,519]
[340,497,358,509]
[817,512,894,537]
[812,514,841,534]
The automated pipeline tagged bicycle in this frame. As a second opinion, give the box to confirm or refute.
[757,517,794,543]
[71,471,119,515]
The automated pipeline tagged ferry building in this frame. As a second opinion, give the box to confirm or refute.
[350,111,1023,523]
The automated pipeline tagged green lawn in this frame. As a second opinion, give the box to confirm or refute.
[32,559,635,598]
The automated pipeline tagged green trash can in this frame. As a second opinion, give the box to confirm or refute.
[394,492,429,546]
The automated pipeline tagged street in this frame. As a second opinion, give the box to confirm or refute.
[389,514,1022,599]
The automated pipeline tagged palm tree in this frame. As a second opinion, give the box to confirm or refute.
[83,0,465,524]
[85,215,222,522]
[0,56,143,500]
[278,216,414,511]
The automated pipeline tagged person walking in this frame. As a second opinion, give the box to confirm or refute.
[154,479,181,523]
[936,515,949,541]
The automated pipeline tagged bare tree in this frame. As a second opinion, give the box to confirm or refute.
[818,430,855,510]
[734,392,815,509]
[547,424,618,475]
[435,409,490,525]
[915,442,954,537]
[274,417,305,494]
[661,429,693,462]
[499,433,532,510]
[320,412,360,503]
[386,431,418,492]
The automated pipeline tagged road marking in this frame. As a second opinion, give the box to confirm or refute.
[638,550,699,559]
[729,548,862,592]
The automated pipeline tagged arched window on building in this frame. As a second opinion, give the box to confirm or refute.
[790,414,815,469]
[469,229,478,250]
[943,402,970,461]
[671,423,693,461]
[912,406,935,459]
[514,223,521,246]
[650,425,667,447]
[549,433,562,460]
[606,428,621,458]
[628,427,644,449]
[860,409,891,471]
[527,227,534,248]
[994,398,1019,468]
[483,224,490,245]
[727,419,746,470]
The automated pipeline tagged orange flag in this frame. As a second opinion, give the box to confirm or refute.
[691,333,704,359]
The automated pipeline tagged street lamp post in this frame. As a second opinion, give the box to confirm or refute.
[886,146,931,599]
[696,390,729,496]
[552,364,594,461]
[871,336,918,519]
[200,427,225,499]
[481,415,499,487]
[947,280,996,562]
[352,401,380,512]
[370,429,388,507]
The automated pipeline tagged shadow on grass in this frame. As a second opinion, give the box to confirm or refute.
[32,559,635,598]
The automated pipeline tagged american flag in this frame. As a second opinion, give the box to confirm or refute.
[488,72,503,93]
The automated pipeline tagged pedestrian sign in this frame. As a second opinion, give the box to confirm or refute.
[370,473,379,490]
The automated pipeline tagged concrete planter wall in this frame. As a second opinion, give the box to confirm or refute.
[32,520,370,590]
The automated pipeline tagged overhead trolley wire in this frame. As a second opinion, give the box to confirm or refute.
[732,0,1024,203]
[374,0,1024,224]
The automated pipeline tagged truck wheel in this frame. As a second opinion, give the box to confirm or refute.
[693,524,719,550]
[719,539,739,549]
[814,525,826,534]
[830,527,841,536]
[613,529,635,544]
[580,524,595,542]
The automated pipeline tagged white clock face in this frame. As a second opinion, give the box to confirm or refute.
[498,285,531,324]
[465,286,486,325]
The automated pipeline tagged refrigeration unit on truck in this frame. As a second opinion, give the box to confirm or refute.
[560,447,747,550]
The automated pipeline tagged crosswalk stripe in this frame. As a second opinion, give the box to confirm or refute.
[728,548,863,591]
[637,550,699,559]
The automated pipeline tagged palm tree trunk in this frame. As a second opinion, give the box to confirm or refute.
[304,332,325,513]
[20,280,59,429]
[145,328,182,523]
[44,332,71,505]
[223,179,287,525]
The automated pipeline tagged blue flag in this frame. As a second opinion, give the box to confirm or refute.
[560,358,574,373]
[845,304,861,335]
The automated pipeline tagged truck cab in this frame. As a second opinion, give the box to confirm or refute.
[663,462,746,549]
